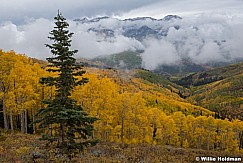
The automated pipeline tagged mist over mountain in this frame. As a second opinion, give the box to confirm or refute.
[0,14,243,70]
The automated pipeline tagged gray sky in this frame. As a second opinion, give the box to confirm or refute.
[1,0,243,23]
[0,0,162,24]
[1,0,243,68]
[121,0,243,18]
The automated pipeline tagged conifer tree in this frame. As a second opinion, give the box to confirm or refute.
[35,11,97,156]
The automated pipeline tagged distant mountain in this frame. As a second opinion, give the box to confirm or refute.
[74,16,110,23]
[73,15,182,41]
[80,50,242,76]
[123,25,160,41]
[73,14,243,72]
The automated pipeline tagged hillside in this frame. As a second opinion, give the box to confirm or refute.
[88,51,208,75]
[176,62,243,87]
[79,67,213,116]
[91,51,142,69]
[1,133,243,162]
[175,62,243,120]
[2,50,243,162]
[84,50,243,78]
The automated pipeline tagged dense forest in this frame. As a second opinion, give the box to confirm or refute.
[1,50,243,150]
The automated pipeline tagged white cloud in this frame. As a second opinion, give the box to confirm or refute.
[141,39,180,70]
[0,6,243,70]
[0,18,52,59]
[0,18,144,60]
[120,0,243,19]
[139,13,243,69]
[0,0,162,23]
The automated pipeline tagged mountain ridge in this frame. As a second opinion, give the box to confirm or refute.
[73,15,182,24]
[72,14,243,71]
[73,14,182,42]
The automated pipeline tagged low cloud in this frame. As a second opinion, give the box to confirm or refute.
[141,14,243,69]
[0,0,162,24]
[0,18,144,60]
[141,39,180,70]
[0,13,243,70]
[120,0,243,19]
[0,18,52,59]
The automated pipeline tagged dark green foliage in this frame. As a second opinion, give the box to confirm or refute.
[35,11,97,157]
[176,62,243,87]
[135,69,188,94]
[154,62,206,75]
[185,62,243,120]
[176,72,223,87]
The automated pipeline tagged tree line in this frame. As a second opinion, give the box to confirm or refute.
[1,50,243,152]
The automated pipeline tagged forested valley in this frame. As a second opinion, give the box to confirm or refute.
[1,49,243,162]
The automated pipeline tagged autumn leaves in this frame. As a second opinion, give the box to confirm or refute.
[1,50,243,152]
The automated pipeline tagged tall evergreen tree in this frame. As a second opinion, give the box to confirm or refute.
[35,11,97,156]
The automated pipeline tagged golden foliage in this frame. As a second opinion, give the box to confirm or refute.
[1,50,243,152]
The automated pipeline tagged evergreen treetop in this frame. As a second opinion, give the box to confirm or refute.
[35,11,97,157]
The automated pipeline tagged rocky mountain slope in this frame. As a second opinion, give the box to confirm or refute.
[74,15,182,41]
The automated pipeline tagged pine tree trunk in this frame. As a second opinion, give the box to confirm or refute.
[2,95,8,131]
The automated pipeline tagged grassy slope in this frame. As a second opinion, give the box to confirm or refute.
[98,68,213,116]
[134,69,188,93]
[1,64,242,162]
[92,51,142,69]
[180,62,243,119]
[1,133,242,163]
[133,62,243,119]
[176,62,243,87]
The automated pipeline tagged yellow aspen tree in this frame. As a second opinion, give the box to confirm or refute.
[194,116,207,149]
[171,112,187,147]
[165,115,178,146]
[154,111,167,145]
[129,91,146,143]
[8,57,38,133]
[0,50,17,131]
[117,91,130,144]
[185,115,196,148]
[28,63,47,133]
[205,116,217,150]
[217,119,238,151]
[232,119,243,151]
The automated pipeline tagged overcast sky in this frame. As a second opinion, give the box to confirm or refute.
[0,0,163,24]
[1,0,243,23]
[1,0,243,68]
